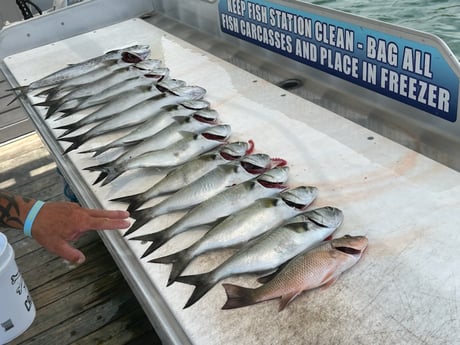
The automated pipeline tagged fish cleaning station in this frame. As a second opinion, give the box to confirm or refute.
[1,0,460,344]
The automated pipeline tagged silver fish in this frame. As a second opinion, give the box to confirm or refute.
[37,63,167,117]
[150,186,319,284]
[37,59,163,102]
[175,206,342,308]
[80,103,211,157]
[84,124,232,185]
[221,234,368,311]
[110,141,254,211]
[60,77,186,117]
[125,153,280,236]
[131,166,291,257]
[58,87,210,154]
[6,44,150,103]
[56,84,203,137]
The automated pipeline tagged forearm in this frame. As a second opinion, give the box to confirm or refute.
[0,190,37,230]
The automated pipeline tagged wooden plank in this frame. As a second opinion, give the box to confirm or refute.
[73,308,161,345]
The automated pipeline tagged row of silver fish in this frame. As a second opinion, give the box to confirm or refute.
[11,44,368,312]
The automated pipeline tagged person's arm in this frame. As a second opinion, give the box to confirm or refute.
[0,190,130,264]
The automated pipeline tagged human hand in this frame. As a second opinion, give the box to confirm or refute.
[31,201,130,264]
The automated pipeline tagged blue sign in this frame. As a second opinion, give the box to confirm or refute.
[218,0,459,122]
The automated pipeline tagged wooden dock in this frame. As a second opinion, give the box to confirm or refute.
[1,79,161,344]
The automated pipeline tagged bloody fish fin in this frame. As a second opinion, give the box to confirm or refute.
[221,283,254,310]
[176,273,215,309]
[278,291,300,312]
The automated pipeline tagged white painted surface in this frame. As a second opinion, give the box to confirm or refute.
[5,19,460,345]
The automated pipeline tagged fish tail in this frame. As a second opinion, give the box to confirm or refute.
[55,122,79,137]
[83,162,121,185]
[175,273,216,308]
[221,283,255,310]
[128,221,171,252]
[149,251,191,286]
[58,134,85,154]
[79,143,110,157]
[56,108,77,119]
[5,85,29,105]
[126,196,146,212]
[123,208,156,237]
[109,192,140,205]
[110,193,145,212]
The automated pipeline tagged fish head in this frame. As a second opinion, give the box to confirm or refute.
[218,142,250,160]
[256,166,290,188]
[279,186,318,209]
[304,206,344,228]
[171,86,207,100]
[119,44,151,62]
[332,235,368,258]
[157,78,187,92]
[134,59,162,70]
[192,109,219,124]
[200,124,232,141]
[240,153,272,174]
[181,99,210,110]
[147,68,170,81]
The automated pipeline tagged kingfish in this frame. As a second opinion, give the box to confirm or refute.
[150,186,319,284]
[124,153,283,236]
[6,44,150,104]
[58,86,209,154]
[84,124,232,185]
[221,235,368,311]
[80,102,210,157]
[131,166,291,257]
[111,141,254,211]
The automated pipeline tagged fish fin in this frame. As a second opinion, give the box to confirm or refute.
[78,145,108,157]
[129,225,169,251]
[320,273,340,290]
[150,250,192,286]
[278,290,301,312]
[84,162,121,185]
[58,134,86,154]
[221,283,255,310]
[110,192,140,204]
[175,273,216,309]
[123,209,155,237]
[6,86,29,105]
[54,122,79,137]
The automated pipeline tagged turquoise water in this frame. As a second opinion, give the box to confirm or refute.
[308,0,460,59]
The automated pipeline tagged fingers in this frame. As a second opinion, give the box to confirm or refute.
[55,241,86,264]
[85,208,130,219]
[85,216,131,231]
